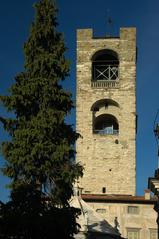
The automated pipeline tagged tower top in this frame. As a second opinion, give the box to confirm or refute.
[77,27,136,40]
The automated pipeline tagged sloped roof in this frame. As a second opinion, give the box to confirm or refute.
[70,196,123,238]
[81,194,157,204]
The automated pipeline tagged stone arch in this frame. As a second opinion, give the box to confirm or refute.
[91,49,119,62]
[91,99,119,112]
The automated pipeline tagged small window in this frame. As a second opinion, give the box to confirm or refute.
[127,228,140,239]
[102,187,106,193]
[84,190,91,194]
[150,229,157,239]
[128,206,139,214]
[96,209,106,214]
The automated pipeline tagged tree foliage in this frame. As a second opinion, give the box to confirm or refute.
[0,0,83,238]
[0,184,81,239]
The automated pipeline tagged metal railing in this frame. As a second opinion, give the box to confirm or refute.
[93,64,118,81]
[93,129,119,135]
[91,80,119,88]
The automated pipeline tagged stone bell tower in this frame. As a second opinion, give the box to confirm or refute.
[76,28,136,196]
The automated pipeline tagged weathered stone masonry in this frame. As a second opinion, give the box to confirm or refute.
[76,28,136,196]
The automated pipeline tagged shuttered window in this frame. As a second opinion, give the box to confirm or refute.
[127,229,140,239]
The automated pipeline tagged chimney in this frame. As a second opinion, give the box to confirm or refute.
[144,189,151,200]
[73,182,83,196]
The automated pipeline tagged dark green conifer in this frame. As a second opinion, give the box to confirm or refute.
[0,0,83,206]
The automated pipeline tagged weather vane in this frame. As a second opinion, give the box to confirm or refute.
[153,109,159,168]
[106,9,113,37]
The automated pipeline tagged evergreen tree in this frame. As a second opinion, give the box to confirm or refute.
[0,1,83,237]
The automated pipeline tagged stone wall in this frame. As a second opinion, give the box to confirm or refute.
[76,28,136,195]
[87,201,157,239]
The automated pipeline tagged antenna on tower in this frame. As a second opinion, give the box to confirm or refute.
[106,9,113,37]
[153,109,159,168]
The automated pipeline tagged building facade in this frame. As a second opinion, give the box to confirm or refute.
[76,27,158,239]
[82,193,157,239]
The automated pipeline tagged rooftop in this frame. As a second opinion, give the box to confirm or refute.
[81,194,157,204]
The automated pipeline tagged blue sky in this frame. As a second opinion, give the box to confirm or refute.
[0,0,159,201]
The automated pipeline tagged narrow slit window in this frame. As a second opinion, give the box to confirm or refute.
[96,209,106,214]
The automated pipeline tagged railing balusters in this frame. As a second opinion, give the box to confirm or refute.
[93,129,119,135]
[91,80,119,88]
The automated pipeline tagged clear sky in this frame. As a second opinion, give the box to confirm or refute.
[0,0,159,202]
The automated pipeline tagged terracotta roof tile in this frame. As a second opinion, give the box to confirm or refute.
[81,194,157,204]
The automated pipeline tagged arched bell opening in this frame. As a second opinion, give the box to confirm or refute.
[92,49,119,81]
[93,114,119,135]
